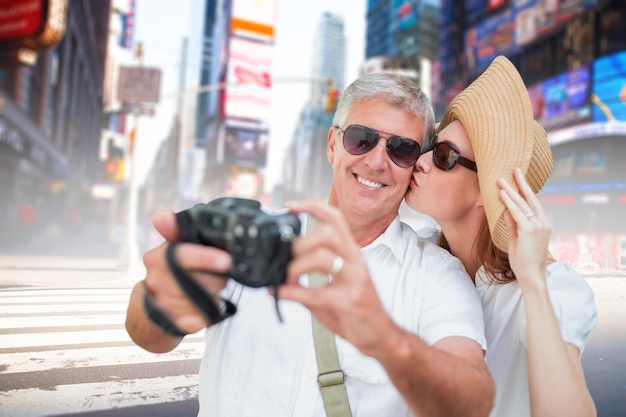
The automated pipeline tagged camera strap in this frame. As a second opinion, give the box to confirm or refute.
[307,216,353,417]
[143,243,238,338]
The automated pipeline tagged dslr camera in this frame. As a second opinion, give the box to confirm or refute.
[175,197,301,288]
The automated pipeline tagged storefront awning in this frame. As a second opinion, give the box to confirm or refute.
[0,89,70,179]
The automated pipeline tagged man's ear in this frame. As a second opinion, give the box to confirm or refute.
[327,126,337,164]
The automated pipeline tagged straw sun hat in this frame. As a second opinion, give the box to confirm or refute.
[438,55,553,254]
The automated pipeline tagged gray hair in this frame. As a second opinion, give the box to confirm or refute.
[332,73,435,144]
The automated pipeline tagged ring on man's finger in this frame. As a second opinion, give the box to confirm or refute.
[329,256,344,277]
[525,212,537,218]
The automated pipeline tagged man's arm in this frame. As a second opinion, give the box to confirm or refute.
[125,210,232,354]
[282,273,493,417]
[125,279,184,353]
[280,200,494,417]
[371,322,494,417]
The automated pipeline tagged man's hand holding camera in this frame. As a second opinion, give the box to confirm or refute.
[126,209,233,352]
[280,199,395,358]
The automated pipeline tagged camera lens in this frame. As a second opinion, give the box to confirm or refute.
[210,215,224,231]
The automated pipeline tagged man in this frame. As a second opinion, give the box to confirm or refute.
[126,73,494,417]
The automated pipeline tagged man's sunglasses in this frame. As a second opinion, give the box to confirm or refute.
[336,124,421,168]
[423,134,477,172]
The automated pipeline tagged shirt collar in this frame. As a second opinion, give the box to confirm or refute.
[362,215,405,263]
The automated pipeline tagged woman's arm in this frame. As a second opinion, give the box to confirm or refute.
[498,168,596,417]
[522,278,596,417]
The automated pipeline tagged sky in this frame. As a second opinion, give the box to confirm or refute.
[133,0,366,190]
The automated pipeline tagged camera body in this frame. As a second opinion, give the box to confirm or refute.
[175,197,301,288]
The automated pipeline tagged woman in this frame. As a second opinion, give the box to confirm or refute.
[405,55,597,417]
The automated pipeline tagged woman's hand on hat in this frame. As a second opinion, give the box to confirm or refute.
[497,167,552,288]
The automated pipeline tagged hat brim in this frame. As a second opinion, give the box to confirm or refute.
[439,56,553,254]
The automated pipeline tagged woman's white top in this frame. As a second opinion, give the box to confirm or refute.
[475,261,597,417]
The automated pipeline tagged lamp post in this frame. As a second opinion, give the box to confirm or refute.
[117,43,156,271]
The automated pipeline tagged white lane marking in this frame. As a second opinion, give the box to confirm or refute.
[0,375,200,417]
[0,342,205,374]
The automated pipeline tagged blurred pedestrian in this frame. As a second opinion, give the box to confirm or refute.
[18,201,37,244]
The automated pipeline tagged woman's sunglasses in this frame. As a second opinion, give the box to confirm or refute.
[336,124,421,168]
[424,134,477,172]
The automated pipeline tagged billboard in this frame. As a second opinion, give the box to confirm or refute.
[528,65,591,130]
[394,0,416,31]
[513,0,602,48]
[119,0,135,49]
[465,7,515,72]
[223,124,268,167]
[0,0,67,50]
[224,170,262,198]
[464,0,486,25]
[592,51,626,122]
[0,0,44,41]
[224,36,272,121]
[231,0,276,41]
[576,148,606,175]
[361,56,418,79]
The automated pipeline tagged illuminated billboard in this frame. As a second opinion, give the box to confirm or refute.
[592,51,626,122]
[224,36,272,122]
[0,0,67,50]
[394,0,416,30]
[514,0,602,48]
[231,0,276,41]
[223,124,268,167]
[465,7,515,72]
[528,65,591,130]
[0,0,44,41]
[464,0,486,25]
[224,169,262,198]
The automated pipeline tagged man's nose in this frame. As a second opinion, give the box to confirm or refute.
[365,137,390,167]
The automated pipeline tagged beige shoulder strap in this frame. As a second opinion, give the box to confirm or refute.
[306,215,353,417]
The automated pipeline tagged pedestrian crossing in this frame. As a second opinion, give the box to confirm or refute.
[0,287,205,417]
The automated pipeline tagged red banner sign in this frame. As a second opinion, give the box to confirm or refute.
[0,0,44,42]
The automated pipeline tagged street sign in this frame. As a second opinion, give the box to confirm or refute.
[122,101,155,116]
[117,66,162,104]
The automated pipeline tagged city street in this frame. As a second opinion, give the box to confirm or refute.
[579,273,626,417]
[0,249,204,417]
[0,249,625,416]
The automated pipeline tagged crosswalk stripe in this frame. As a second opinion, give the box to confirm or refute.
[0,302,129,315]
[0,286,205,416]
[1,313,127,329]
[1,329,134,348]
[1,374,200,417]
[0,342,206,374]
[0,288,132,297]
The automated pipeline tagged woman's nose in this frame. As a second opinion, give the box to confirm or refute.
[414,150,432,173]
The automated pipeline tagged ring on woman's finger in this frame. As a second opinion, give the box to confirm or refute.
[329,256,344,277]
[525,212,537,218]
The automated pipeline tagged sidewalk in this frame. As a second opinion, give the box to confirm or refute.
[0,237,144,289]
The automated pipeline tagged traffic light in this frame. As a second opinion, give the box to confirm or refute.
[106,158,126,182]
[128,127,137,156]
[326,88,339,113]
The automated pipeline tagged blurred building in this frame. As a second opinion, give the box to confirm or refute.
[187,0,276,206]
[138,0,277,214]
[365,0,440,92]
[0,0,111,243]
[436,0,626,269]
[279,12,346,203]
